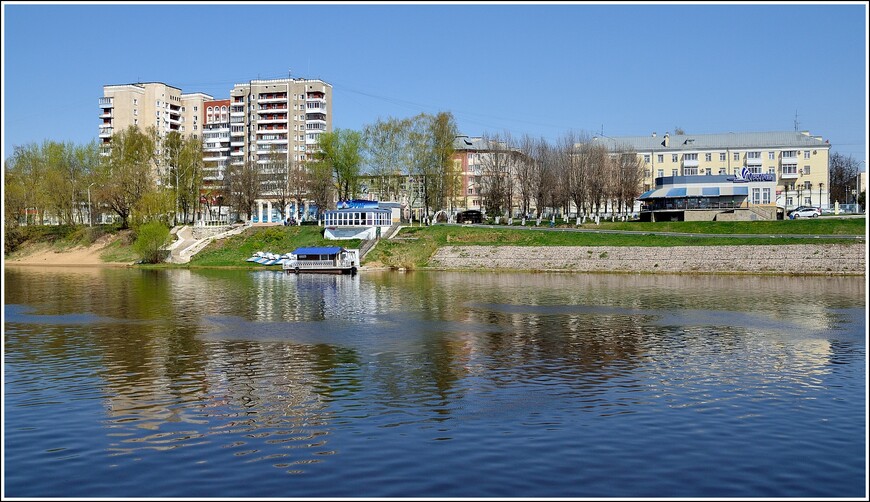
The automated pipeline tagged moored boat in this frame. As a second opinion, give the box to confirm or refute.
[282,246,359,275]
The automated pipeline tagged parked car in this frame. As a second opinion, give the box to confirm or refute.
[789,206,821,219]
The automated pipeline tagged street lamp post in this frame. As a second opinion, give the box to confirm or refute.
[818,182,824,211]
[87,182,96,227]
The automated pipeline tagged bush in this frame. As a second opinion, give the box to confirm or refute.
[133,221,171,264]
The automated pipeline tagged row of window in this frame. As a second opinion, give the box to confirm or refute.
[644,150,812,163]
[649,165,812,177]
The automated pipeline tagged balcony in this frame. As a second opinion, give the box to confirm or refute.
[99,127,113,138]
[98,97,113,108]
[257,107,288,114]
[782,154,798,163]
[256,138,289,146]
[230,111,245,118]
[258,96,287,104]
[306,98,327,109]
[746,157,763,166]
[230,150,244,157]
[257,117,287,125]
[781,165,799,179]
[682,159,699,168]
[257,127,288,134]
[230,129,244,137]
[99,111,113,119]
[230,141,244,147]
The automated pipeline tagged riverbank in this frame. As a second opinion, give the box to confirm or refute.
[427,243,866,276]
[5,220,866,276]
[4,233,136,267]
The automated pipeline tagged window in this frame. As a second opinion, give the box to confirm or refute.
[747,151,761,159]
[672,154,678,163]
[643,155,650,163]
[684,153,698,161]
[194,106,198,111]
[804,151,811,159]
[762,188,771,205]
[804,197,812,205]
[134,119,138,125]
[733,153,740,161]
[719,168,726,175]
[644,169,651,177]
[783,150,797,158]
[657,154,663,163]
[684,167,698,175]
[193,125,197,130]
[804,181,812,190]
[803,165,811,175]
[782,164,798,175]
[768,167,776,174]
[720,153,726,162]
[752,188,761,204]
[749,166,761,174]
[705,168,712,175]
[657,169,664,178]
[671,169,678,176]
[133,98,138,105]
[133,109,138,116]
[769,151,775,160]
[705,153,712,162]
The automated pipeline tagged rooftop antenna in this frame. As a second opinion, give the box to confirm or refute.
[601,124,604,136]
[288,68,292,79]
[794,110,800,132]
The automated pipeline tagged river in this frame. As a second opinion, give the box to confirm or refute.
[3,266,866,497]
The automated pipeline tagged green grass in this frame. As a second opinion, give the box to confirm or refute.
[364,219,866,270]
[188,225,362,267]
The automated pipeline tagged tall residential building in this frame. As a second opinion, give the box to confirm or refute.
[201,99,231,191]
[229,77,332,173]
[593,130,832,210]
[98,82,213,181]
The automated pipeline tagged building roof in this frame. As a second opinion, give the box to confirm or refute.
[453,135,508,151]
[292,247,343,255]
[591,131,831,153]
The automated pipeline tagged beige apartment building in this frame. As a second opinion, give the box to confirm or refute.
[593,130,832,211]
[99,82,213,182]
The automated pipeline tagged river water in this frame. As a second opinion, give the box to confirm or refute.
[3,266,866,498]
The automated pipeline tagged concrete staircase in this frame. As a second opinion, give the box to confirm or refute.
[165,223,250,264]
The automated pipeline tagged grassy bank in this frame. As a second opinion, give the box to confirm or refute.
[188,225,361,268]
[365,219,866,270]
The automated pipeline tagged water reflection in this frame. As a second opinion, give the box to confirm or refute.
[4,266,866,497]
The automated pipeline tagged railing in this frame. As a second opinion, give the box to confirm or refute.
[283,259,353,270]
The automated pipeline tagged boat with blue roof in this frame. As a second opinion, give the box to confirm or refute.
[281,246,359,275]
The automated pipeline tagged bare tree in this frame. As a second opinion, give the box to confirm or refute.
[829,152,861,203]
[515,134,537,218]
[478,132,511,217]
[532,138,557,218]
[612,146,645,218]
[224,160,261,222]
[364,117,411,202]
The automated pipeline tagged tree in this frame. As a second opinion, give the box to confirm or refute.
[164,131,204,224]
[612,147,645,218]
[515,134,537,218]
[224,160,261,222]
[133,221,171,264]
[306,159,335,220]
[317,129,364,202]
[96,125,158,229]
[478,132,512,217]
[363,117,411,202]
[430,112,459,214]
[828,152,861,203]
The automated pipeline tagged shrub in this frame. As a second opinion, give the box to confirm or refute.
[133,221,171,263]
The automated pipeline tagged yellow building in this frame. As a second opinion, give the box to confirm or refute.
[593,130,832,210]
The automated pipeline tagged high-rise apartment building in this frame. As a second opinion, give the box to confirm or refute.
[98,82,213,182]
[201,99,231,191]
[228,77,332,171]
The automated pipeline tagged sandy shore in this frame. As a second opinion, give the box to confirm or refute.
[4,238,133,267]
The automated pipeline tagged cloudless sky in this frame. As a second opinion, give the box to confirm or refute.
[2,2,868,165]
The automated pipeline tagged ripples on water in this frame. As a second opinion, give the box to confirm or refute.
[3,267,866,497]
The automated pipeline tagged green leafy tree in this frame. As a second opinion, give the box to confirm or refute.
[96,125,158,229]
[317,129,364,202]
[363,117,411,201]
[164,131,204,224]
[133,221,170,263]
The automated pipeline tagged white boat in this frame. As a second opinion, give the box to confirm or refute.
[282,246,359,275]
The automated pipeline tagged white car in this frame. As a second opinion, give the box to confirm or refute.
[790,207,821,218]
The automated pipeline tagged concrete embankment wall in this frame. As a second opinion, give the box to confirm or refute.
[428,244,866,275]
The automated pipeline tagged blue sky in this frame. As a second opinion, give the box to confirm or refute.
[2,2,868,165]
